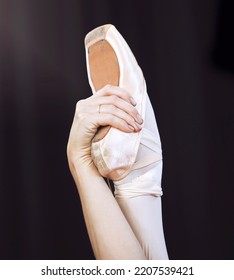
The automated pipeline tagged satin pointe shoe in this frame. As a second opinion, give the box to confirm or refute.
[85,24,147,180]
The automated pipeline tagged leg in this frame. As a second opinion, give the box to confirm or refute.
[85,25,169,259]
[116,195,168,260]
[113,95,169,259]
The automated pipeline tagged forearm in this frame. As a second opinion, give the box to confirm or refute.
[71,162,146,260]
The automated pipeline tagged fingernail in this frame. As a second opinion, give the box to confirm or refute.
[130,97,137,106]
[136,114,143,124]
[136,122,143,130]
[128,125,135,131]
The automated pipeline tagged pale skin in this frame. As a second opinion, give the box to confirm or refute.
[67,85,146,260]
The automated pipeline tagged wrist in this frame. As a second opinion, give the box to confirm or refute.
[68,154,101,186]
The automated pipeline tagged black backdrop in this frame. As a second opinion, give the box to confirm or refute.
[0,0,233,260]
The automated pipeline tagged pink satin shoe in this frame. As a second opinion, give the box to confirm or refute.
[85,24,147,180]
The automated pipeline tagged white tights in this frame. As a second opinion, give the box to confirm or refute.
[116,195,168,260]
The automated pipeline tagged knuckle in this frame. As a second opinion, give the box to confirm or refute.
[109,115,116,124]
[110,104,116,111]
[111,95,118,103]
[127,107,134,115]
[130,107,137,115]
[76,100,84,111]
[128,115,135,123]
[99,84,111,95]
[77,112,86,121]
[75,101,86,121]
[121,89,129,98]
[119,87,130,97]
[104,84,112,90]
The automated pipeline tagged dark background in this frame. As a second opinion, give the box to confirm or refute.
[0,0,233,259]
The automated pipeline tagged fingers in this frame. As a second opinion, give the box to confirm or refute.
[98,104,142,131]
[96,85,137,106]
[95,86,143,125]
[89,113,137,133]
[98,95,142,123]
[76,85,144,133]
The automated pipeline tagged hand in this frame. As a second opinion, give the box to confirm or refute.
[67,85,143,171]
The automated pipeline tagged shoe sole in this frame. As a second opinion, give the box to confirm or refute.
[85,24,118,142]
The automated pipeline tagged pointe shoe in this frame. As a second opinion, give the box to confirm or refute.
[85,24,147,180]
